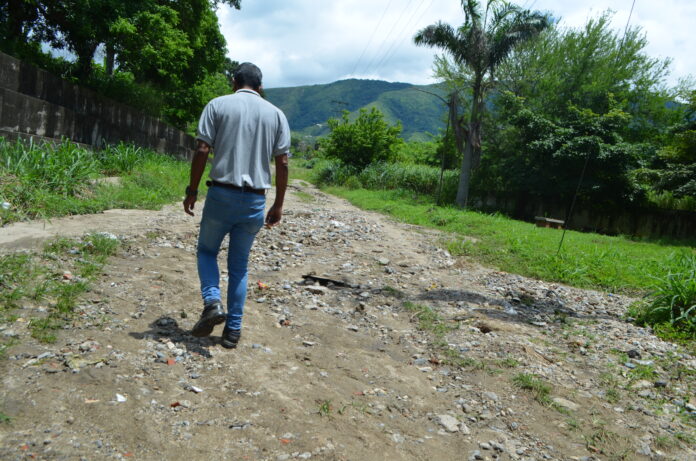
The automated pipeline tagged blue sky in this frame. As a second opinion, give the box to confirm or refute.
[217,0,695,89]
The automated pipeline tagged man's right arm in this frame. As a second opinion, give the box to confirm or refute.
[265,154,288,227]
[183,140,211,216]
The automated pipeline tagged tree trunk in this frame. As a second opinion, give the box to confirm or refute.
[454,75,483,208]
[448,93,468,206]
[75,42,98,79]
[6,0,29,40]
[105,43,115,75]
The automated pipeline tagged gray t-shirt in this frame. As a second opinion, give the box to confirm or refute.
[196,89,290,189]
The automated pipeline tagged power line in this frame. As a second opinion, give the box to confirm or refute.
[350,0,395,76]
[368,0,435,76]
[622,0,637,39]
[359,0,417,76]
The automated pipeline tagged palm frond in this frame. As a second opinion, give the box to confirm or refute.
[461,0,482,24]
[414,21,458,49]
[415,22,474,66]
[487,10,551,70]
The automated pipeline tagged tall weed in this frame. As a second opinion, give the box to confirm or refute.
[630,253,696,337]
[313,160,459,202]
[96,142,148,175]
[0,138,98,195]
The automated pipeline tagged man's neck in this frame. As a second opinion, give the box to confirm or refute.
[235,86,259,94]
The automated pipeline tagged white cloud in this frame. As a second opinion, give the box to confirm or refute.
[218,0,695,88]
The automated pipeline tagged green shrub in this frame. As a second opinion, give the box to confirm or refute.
[630,253,696,337]
[314,159,357,186]
[313,159,460,203]
[324,108,402,169]
[344,176,363,190]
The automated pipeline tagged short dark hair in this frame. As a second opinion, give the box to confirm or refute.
[234,62,262,90]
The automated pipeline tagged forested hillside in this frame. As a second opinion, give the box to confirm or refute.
[265,79,448,140]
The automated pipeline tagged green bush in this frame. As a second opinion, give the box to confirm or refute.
[344,176,363,190]
[313,159,357,186]
[360,162,458,201]
[324,108,403,169]
[630,253,696,337]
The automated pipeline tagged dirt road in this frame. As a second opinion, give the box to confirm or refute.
[1,181,694,460]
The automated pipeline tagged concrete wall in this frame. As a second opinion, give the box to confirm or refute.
[475,195,696,241]
[0,51,194,159]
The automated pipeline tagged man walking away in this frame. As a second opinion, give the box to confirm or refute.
[183,62,290,348]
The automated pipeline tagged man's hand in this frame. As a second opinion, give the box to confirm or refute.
[183,195,197,216]
[265,203,283,228]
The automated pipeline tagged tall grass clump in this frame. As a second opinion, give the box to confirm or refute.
[0,137,193,224]
[95,142,147,175]
[313,159,459,202]
[360,162,458,201]
[629,253,696,339]
[0,138,98,196]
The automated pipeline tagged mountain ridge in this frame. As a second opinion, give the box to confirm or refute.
[264,78,448,141]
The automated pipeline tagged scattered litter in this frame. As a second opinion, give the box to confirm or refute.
[115,394,127,403]
[257,281,269,290]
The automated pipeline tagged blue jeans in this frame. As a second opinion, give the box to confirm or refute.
[197,186,265,331]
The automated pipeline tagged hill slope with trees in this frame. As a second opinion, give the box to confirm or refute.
[264,79,448,141]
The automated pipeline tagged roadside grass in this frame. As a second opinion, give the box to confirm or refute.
[288,161,315,183]
[0,233,119,346]
[0,138,202,225]
[627,253,696,340]
[317,399,332,417]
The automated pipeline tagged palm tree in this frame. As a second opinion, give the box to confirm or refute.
[415,0,549,207]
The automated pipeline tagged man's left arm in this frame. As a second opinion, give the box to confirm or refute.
[265,154,288,227]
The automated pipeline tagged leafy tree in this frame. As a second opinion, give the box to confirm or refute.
[324,108,402,169]
[0,0,41,48]
[109,4,193,85]
[642,89,696,199]
[475,92,642,211]
[0,0,242,129]
[478,12,686,213]
[495,12,676,143]
[414,0,549,207]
